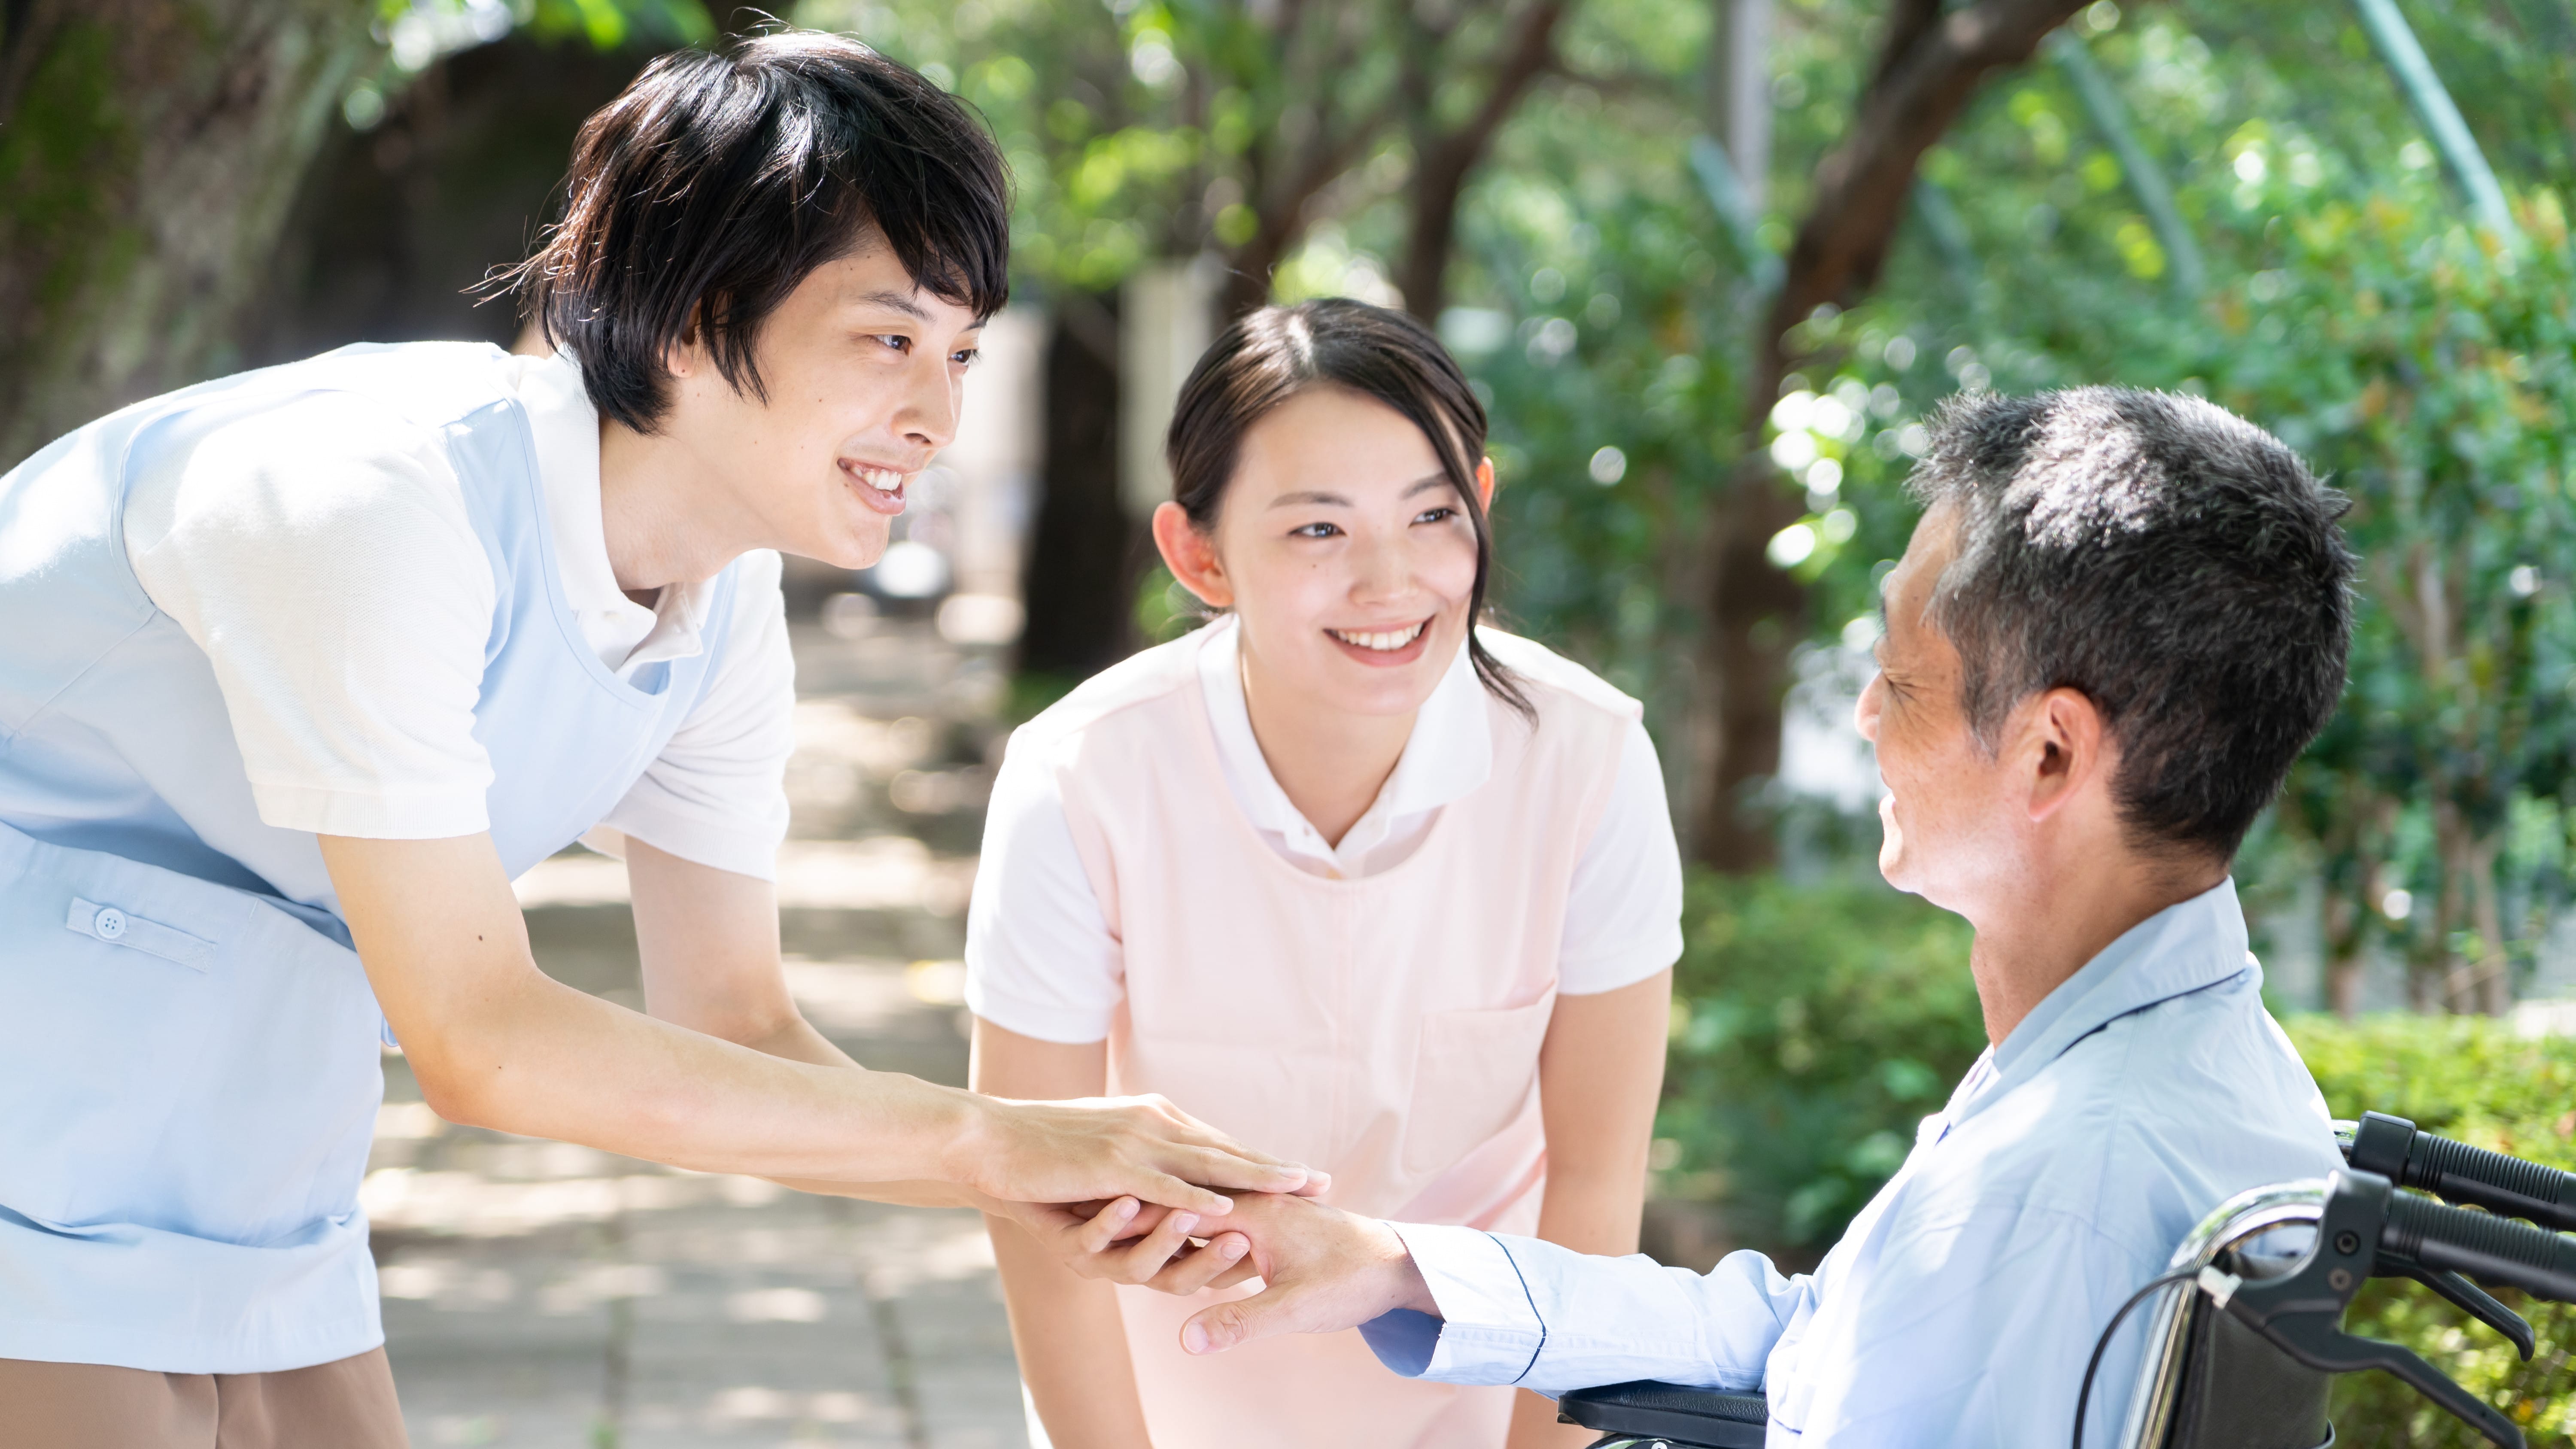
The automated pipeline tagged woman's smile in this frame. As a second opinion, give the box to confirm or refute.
[1325,617,1436,666]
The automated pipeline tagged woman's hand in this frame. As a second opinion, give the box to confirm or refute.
[988,1195,1262,1295]
[951,1091,1318,1218]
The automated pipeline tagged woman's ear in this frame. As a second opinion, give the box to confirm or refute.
[1152,501,1233,609]
[1475,456,1497,510]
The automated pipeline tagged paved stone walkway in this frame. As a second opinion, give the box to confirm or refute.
[372,620,1029,1449]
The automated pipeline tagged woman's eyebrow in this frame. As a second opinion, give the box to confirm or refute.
[1266,471,1452,509]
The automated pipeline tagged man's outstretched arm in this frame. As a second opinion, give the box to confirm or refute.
[324,832,1317,1213]
[1172,1194,1811,1395]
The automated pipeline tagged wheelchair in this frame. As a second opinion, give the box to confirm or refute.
[1557,1112,2576,1449]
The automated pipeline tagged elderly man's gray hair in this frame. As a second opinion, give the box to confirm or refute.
[1906,386,2356,860]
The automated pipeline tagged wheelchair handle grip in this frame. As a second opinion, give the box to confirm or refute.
[2346,1111,2576,1232]
[2381,1188,2576,1304]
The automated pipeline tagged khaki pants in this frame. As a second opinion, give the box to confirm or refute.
[0,1349,407,1449]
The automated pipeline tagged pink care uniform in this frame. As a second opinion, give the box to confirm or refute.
[967,618,1683,1448]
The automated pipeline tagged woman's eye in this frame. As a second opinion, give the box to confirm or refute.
[1413,506,1459,525]
[1290,522,1342,539]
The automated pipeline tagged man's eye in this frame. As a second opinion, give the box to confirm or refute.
[952,347,981,367]
[872,334,911,354]
[1291,522,1341,539]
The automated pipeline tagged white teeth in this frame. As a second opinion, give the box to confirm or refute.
[848,465,904,494]
[1331,621,1428,652]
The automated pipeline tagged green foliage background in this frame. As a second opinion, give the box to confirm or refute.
[1433,0,2576,1012]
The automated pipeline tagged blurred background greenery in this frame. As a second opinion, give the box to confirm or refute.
[6,0,2575,1438]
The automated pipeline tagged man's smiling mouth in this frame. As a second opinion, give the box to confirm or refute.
[844,462,905,498]
[1327,620,1429,652]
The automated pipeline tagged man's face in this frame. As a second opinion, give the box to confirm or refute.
[1855,503,2016,906]
[662,237,984,571]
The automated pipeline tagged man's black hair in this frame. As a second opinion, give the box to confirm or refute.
[1907,386,2357,861]
[496,30,1011,433]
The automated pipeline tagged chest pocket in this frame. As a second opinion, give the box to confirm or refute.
[1399,996,1557,1178]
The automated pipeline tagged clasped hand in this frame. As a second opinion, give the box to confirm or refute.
[999,1189,1438,1355]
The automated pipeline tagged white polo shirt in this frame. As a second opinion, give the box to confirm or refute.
[966,616,1686,1044]
[119,350,796,878]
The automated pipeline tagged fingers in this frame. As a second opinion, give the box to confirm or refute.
[1202,1254,1261,1291]
[1128,1172,1235,1218]
[1106,1208,1201,1283]
[1172,1144,1310,1197]
[1181,1286,1305,1355]
[1119,1098,1318,1191]
[1145,1231,1252,1296]
[1073,1197,1142,1254]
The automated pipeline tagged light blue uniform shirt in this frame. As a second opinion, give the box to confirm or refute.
[1359,880,2343,1445]
[0,343,743,1373]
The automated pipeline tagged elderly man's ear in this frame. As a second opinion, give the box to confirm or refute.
[2021,687,2113,824]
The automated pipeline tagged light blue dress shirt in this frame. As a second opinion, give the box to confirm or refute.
[1358,880,2344,1445]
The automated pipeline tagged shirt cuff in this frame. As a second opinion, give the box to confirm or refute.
[1556,925,1685,995]
[592,797,783,881]
[959,974,1114,1045]
[249,780,489,839]
[1376,1222,1548,1386]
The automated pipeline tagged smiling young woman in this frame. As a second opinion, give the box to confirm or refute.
[964,299,1684,1449]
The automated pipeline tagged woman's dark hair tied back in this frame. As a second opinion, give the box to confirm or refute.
[489,30,1012,433]
[1166,298,1529,718]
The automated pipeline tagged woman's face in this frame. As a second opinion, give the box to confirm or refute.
[1182,385,1488,719]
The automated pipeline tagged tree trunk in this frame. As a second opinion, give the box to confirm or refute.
[243,31,658,369]
[1691,456,1811,864]
[2324,884,2365,1018]
[0,0,382,469]
[1392,0,1571,322]
[1395,146,1476,322]
[2469,833,2511,1015]
[1017,292,1139,683]
[1686,0,2087,870]
[1220,210,1299,319]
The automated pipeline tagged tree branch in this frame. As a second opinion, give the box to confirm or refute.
[1396,0,1572,316]
[1753,0,2087,415]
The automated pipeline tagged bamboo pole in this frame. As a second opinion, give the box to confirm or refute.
[2351,0,2521,246]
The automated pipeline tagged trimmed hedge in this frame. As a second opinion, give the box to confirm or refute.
[2290,1015,2576,1446]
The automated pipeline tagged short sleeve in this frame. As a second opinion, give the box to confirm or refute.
[588,550,796,879]
[124,392,499,838]
[962,726,1126,1044]
[1555,717,1685,994]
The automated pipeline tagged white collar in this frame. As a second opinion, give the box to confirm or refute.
[514,349,712,669]
[1193,615,1492,871]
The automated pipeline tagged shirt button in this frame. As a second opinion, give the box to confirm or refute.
[94,907,128,941]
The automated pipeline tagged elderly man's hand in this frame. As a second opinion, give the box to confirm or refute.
[1164,1193,1437,1354]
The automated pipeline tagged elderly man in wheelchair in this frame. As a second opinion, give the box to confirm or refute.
[1029,386,2576,1449]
